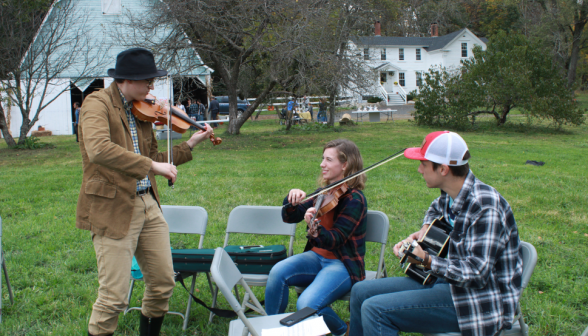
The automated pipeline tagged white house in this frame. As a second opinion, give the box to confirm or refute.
[348,23,487,105]
[3,0,212,138]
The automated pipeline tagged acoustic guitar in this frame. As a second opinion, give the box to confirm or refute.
[398,217,452,285]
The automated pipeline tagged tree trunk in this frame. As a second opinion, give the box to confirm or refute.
[18,117,32,144]
[226,85,240,134]
[498,105,511,125]
[0,104,16,147]
[230,80,278,132]
[568,19,587,87]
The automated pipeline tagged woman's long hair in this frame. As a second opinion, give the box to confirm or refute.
[317,139,366,190]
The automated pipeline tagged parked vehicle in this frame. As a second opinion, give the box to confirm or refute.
[216,96,250,117]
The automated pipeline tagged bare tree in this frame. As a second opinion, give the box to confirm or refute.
[113,0,376,133]
[0,0,108,147]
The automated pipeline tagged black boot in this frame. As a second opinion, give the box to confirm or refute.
[88,332,112,336]
[139,313,165,336]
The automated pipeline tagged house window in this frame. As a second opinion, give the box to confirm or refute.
[399,48,404,61]
[416,48,421,60]
[381,72,387,83]
[399,73,405,86]
[461,43,468,57]
[381,49,386,60]
[102,0,121,15]
[364,48,370,60]
[416,72,422,87]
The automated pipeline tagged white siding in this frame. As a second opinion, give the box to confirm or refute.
[353,29,487,100]
[9,79,72,137]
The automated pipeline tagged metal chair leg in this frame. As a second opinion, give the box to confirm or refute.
[2,255,14,305]
[208,285,219,324]
[123,279,135,314]
[183,273,196,330]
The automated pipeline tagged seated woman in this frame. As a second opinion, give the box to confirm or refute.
[265,139,368,336]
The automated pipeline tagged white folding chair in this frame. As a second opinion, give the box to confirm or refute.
[294,210,390,301]
[0,215,15,324]
[423,241,538,336]
[124,205,212,330]
[210,248,322,336]
[209,205,296,322]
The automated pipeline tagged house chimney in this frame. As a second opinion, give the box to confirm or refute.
[375,21,381,37]
[430,23,438,37]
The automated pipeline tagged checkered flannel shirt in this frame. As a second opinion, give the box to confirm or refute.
[424,171,523,336]
[119,88,151,192]
[282,188,368,284]
[188,103,200,115]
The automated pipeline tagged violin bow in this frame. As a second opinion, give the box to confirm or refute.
[283,148,407,209]
[167,75,174,189]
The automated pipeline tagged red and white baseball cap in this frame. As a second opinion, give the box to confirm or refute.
[404,131,469,166]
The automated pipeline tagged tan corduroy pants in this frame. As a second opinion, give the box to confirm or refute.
[88,193,175,335]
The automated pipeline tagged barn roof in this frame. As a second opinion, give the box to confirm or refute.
[25,0,210,85]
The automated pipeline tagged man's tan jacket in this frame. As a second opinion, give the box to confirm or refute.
[76,82,192,239]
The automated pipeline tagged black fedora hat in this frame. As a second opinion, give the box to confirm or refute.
[107,48,167,80]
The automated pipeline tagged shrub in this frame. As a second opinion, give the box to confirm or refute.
[367,96,383,103]
[413,32,585,128]
[13,136,52,150]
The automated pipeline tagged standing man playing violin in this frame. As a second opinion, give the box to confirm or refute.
[265,139,368,336]
[77,47,213,336]
[349,131,523,336]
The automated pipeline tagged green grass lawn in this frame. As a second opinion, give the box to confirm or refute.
[576,91,588,111]
[0,118,587,335]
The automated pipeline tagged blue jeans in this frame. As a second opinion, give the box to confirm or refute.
[265,251,351,335]
[318,111,327,122]
[350,277,460,336]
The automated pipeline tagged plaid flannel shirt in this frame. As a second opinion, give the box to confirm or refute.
[188,103,201,115]
[119,88,151,192]
[282,188,368,284]
[425,171,523,336]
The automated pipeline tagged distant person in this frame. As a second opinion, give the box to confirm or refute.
[318,98,327,122]
[188,99,199,120]
[73,102,81,142]
[209,96,220,128]
[175,100,186,113]
[196,99,206,121]
[308,103,314,121]
[287,97,297,115]
[303,95,310,111]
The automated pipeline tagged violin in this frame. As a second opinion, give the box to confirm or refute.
[307,183,349,238]
[131,94,222,146]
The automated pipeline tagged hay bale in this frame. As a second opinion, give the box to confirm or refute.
[339,113,355,126]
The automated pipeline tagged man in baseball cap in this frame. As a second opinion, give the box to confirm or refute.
[78,48,212,336]
[350,131,523,336]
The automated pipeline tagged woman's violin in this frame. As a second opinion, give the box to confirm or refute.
[131,94,222,145]
[307,183,349,238]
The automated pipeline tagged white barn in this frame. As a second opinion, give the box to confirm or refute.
[3,0,212,138]
[348,25,487,105]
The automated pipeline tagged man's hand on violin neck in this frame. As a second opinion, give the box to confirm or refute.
[151,161,177,182]
[288,189,306,205]
[187,123,214,149]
